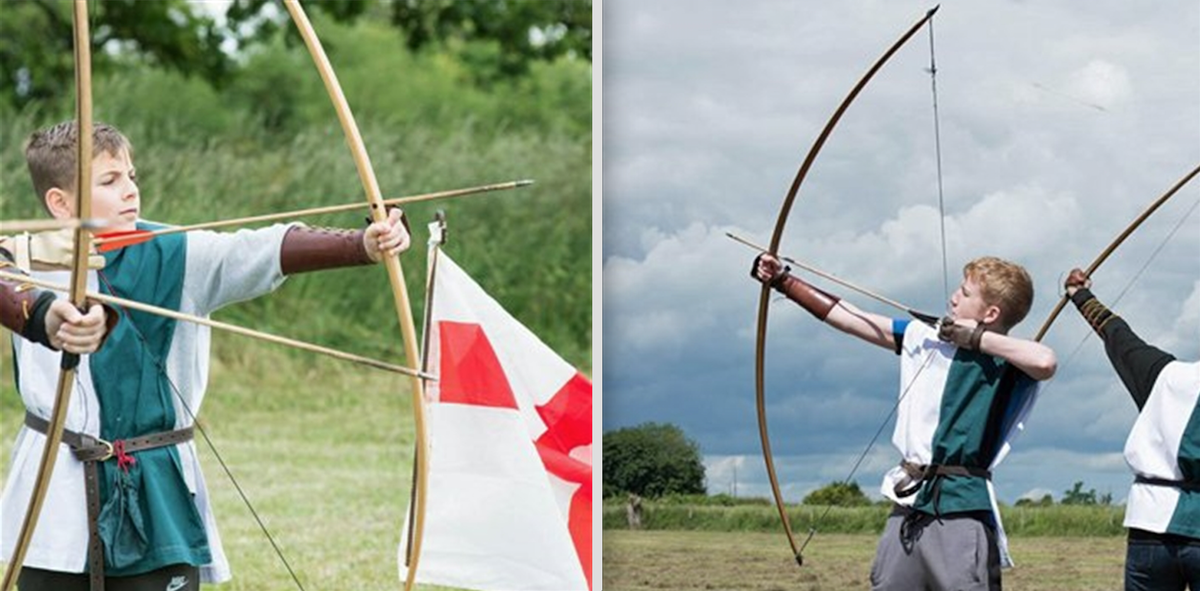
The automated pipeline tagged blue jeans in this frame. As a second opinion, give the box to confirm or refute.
[1125,538,1200,591]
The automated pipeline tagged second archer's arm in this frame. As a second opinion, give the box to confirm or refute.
[1065,269,1173,410]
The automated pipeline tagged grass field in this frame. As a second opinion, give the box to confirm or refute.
[603,530,1126,591]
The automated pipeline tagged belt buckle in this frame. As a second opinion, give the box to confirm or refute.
[88,437,114,462]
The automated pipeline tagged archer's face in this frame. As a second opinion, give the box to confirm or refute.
[948,275,996,324]
[89,148,140,232]
[53,148,140,232]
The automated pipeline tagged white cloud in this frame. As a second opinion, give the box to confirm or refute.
[1066,60,1132,111]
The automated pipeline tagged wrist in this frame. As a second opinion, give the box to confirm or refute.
[969,324,986,350]
[1068,287,1094,308]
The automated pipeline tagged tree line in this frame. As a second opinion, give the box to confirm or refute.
[604,422,1117,509]
[1,0,591,112]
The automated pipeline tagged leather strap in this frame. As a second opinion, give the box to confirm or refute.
[0,270,46,337]
[1135,475,1200,492]
[775,273,840,321]
[894,460,992,498]
[24,412,194,590]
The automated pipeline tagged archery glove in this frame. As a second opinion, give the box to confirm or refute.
[938,316,986,350]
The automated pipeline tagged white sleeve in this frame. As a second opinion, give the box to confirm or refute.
[184,224,296,316]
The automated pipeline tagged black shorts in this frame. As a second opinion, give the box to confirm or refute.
[17,563,199,591]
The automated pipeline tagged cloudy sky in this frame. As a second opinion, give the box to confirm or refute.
[602,0,1200,506]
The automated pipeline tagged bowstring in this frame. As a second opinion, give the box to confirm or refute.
[796,346,937,555]
[95,270,307,591]
[798,12,951,556]
[928,18,950,311]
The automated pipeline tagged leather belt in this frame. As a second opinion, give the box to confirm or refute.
[1135,475,1200,492]
[24,411,194,591]
[894,460,992,498]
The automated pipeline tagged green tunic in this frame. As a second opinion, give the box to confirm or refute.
[91,223,211,575]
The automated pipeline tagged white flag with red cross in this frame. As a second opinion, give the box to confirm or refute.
[401,252,592,591]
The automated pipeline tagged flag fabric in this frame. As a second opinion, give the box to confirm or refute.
[401,252,592,591]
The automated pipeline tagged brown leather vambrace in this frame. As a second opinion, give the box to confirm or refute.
[279,225,374,275]
[775,273,841,321]
[1069,288,1116,335]
[0,276,53,343]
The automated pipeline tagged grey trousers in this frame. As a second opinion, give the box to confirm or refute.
[870,505,1002,591]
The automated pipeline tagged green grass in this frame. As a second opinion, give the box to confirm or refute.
[603,498,1127,537]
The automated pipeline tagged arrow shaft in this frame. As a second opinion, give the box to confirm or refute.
[0,270,435,381]
[728,232,927,318]
[93,180,531,246]
[0,218,109,234]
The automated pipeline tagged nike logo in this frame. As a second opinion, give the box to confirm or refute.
[165,575,189,591]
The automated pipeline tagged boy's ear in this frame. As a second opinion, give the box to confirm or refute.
[44,187,75,220]
[982,304,1003,328]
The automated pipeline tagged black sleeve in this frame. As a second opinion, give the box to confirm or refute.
[1070,288,1174,410]
[22,291,55,348]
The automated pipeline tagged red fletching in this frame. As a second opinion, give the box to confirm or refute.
[94,229,152,252]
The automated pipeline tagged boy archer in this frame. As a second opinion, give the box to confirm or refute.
[753,254,1056,590]
[1,120,410,591]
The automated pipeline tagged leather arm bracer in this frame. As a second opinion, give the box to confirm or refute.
[279,225,373,275]
[776,273,841,321]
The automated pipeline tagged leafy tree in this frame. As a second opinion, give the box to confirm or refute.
[1061,481,1099,506]
[603,422,705,499]
[1,0,592,111]
[390,0,591,82]
[0,0,235,109]
[803,481,871,506]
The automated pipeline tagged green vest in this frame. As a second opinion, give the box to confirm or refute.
[92,223,211,575]
[912,348,1024,515]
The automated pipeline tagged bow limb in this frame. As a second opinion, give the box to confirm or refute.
[754,6,938,568]
[281,3,430,589]
[0,2,93,589]
[1032,162,1200,342]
